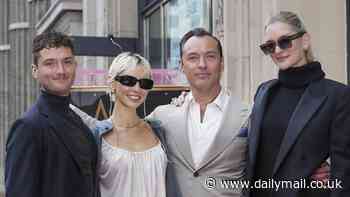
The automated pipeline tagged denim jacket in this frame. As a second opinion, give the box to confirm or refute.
[69,104,167,153]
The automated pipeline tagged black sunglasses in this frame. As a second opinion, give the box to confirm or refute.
[260,31,306,55]
[114,75,154,90]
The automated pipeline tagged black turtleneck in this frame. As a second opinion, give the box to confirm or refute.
[41,90,88,128]
[41,90,71,113]
[40,90,98,196]
[252,61,325,197]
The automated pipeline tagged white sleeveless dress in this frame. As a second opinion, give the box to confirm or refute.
[99,138,167,197]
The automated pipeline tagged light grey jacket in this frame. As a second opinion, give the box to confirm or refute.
[148,94,250,197]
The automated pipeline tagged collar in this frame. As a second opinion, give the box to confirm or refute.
[278,61,325,88]
[187,87,229,111]
[40,90,71,113]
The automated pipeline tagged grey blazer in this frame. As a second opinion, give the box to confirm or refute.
[148,93,251,197]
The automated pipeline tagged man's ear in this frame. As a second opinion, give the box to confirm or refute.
[179,60,184,72]
[32,64,38,79]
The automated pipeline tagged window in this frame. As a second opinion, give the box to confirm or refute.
[144,0,212,85]
[148,8,162,69]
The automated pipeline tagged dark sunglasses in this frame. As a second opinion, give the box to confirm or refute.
[114,75,154,90]
[260,31,306,55]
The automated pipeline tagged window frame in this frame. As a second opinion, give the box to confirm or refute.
[143,0,213,85]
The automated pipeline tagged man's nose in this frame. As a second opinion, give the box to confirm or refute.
[198,56,207,69]
[56,61,66,74]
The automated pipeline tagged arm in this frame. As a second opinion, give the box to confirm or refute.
[5,119,42,197]
[330,87,350,197]
[70,104,98,130]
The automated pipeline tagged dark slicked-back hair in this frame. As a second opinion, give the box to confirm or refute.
[179,27,223,59]
[32,32,74,65]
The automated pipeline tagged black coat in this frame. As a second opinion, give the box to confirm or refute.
[247,78,350,197]
[5,93,99,197]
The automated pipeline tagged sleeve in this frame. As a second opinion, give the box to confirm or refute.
[5,119,43,197]
[70,104,98,131]
[146,110,155,120]
[146,105,160,120]
[330,87,350,197]
[253,82,265,102]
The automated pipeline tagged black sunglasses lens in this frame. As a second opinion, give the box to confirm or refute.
[139,79,154,90]
[117,76,138,87]
[278,37,292,50]
[260,42,276,55]
[115,75,153,89]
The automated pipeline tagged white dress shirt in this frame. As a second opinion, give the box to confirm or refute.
[187,88,230,167]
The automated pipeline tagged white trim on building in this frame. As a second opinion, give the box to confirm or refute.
[0,44,11,51]
[8,22,30,30]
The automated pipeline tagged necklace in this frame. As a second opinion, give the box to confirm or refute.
[112,119,143,148]
[113,119,143,129]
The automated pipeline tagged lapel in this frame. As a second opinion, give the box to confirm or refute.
[249,80,278,171]
[166,100,196,171]
[196,93,250,170]
[272,80,327,175]
[37,95,95,175]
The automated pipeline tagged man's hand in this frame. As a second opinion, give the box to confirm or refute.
[170,91,188,106]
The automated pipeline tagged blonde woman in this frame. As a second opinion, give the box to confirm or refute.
[247,11,350,197]
[72,52,167,197]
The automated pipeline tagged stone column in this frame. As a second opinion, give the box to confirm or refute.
[82,0,108,85]
[108,0,139,38]
[222,0,277,103]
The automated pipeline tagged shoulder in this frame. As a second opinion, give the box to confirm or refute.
[253,79,278,100]
[152,104,176,114]
[227,94,252,120]
[146,118,165,141]
[146,118,163,130]
[12,103,45,132]
[311,78,348,98]
[321,78,347,91]
[258,79,278,89]
[148,103,180,121]
[7,111,44,148]
[94,119,113,136]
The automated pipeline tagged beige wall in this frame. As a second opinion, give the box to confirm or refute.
[108,0,138,38]
[221,0,348,104]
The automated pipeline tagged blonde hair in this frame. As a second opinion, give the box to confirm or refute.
[265,11,314,63]
[108,52,152,101]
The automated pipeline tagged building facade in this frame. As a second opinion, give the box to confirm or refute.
[0,0,348,192]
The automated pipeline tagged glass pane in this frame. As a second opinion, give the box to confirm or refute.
[73,56,109,86]
[148,8,162,69]
[165,0,210,69]
[163,0,210,84]
[145,0,210,85]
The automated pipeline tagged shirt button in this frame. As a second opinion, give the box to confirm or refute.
[193,171,199,177]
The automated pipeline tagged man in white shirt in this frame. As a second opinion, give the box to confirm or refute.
[148,28,250,197]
